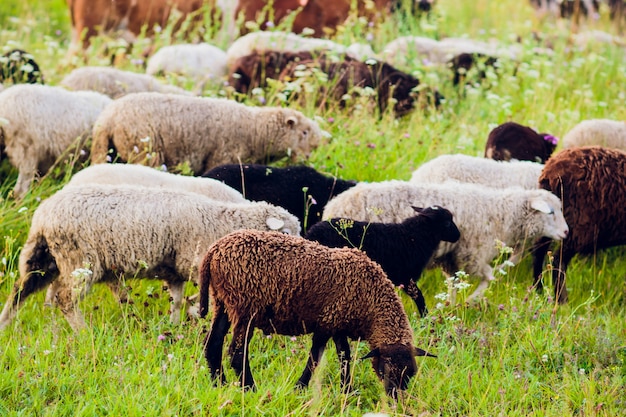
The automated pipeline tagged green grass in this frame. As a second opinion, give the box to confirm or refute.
[1,0,626,415]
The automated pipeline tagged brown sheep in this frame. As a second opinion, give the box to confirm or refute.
[484,121,558,163]
[199,230,435,398]
[229,49,436,116]
[532,146,626,303]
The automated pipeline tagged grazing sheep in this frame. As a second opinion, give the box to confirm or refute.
[484,121,558,163]
[66,163,247,203]
[91,92,323,174]
[146,43,228,82]
[60,66,192,99]
[229,49,434,116]
[0,84,112,198]
[323,180,569,300]
[202,163,356,233]
[305,205,460,316]
[410,154,544,190]
[562,119,626,151]
[199,229,435,397]
[0,184,300,331]
[279,54,438,116]
[50,163,249,306]
[532,146,626,303]
[0,49,44,85]
[228,49,322,94]
[225,31,375,69]
[381,36,519,70]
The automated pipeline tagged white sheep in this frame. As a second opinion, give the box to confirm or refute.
[225,31,376,69]
[562,119,626,151]
[90,92,323,174]
[409,154,544,190]
[0,184,300,331]
[60,66,193,99]
[381,35,519,68]
[66,163,247,203]
[323,180,569,301]
[145,43,228,82]
[0,84,112,198]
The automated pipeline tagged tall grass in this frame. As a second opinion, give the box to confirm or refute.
[1,0,625,415]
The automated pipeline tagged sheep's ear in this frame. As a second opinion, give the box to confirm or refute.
[286,116,298,128]
[530,198,554,214]
[414,346,437,358]
[361,348,381,360]
[266,217,285,230]
[411,206,424,214]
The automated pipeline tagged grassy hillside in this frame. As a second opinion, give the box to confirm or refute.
[0,0,625,415]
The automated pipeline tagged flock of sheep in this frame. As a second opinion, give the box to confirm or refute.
[1,3,626,399]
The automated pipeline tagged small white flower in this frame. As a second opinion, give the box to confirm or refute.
[434,292,449,301]
[579,368,585,375]
[17,207,27,214]
[541,354,548,363]
[140,136,151,143]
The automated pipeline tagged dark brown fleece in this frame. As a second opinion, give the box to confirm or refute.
[485,121,557,163]
[532,146,626,302]
[228,50,429,116]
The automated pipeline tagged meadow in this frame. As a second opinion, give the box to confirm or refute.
[1,0,626,415]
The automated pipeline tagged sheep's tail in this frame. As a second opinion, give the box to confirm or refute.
[0,233,58,330]
[198,252,212,319]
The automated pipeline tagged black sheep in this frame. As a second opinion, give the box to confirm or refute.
[305,205,461,316]
[202,164,357,233]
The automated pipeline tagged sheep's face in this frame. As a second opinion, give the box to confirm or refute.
[412,205,461,243]
[279,112,323,161]
[530,193,569,240]
[365,344,417,398]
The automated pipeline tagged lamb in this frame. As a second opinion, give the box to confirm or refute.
[532,146,626,303]
[66,163,247,203]
[90,92,323,174]
[199,229,435,398]
[562,119,626,151]
[225,31,375,69]
[145,43,228,82]
[0,184,300,331]
[484,121,558,163]
[305,205,460,316]
[409,154,544,190]
[0,84,112,198]
[202,163,357,233]
[0,49,44,85]
[60,66,192,99]
[323,180,569,300]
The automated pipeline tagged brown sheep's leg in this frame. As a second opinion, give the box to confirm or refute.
[106,280,129,304]
[532,237,553,293]
[333,335,352,392]
[296,331,331,389]
[405,279,428,317]
[229,317,256,390]
[552,250,572,304]
[204,301,230,384]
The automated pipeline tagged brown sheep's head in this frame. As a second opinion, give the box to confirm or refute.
[363,344,435,398]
